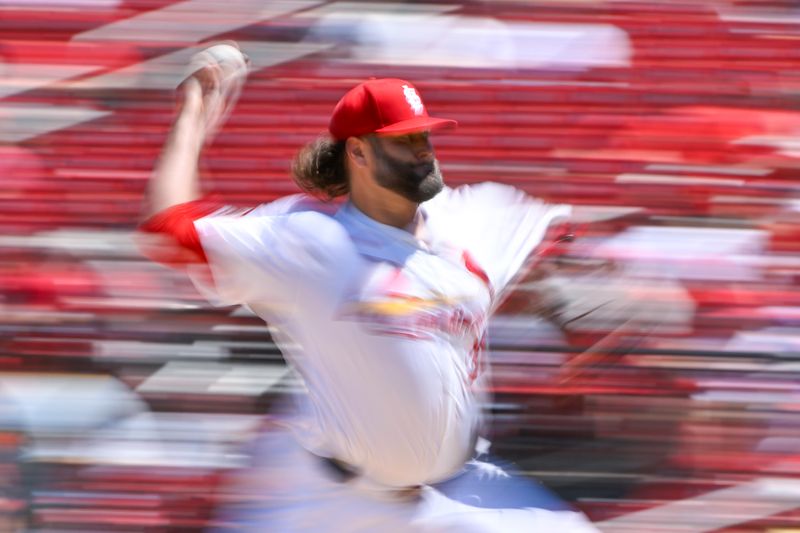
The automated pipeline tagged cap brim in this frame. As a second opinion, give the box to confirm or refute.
[375,116,457,136]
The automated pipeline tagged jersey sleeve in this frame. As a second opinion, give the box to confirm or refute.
[192,196,349,308]
[427,182,571,301]
[140,194,345,308]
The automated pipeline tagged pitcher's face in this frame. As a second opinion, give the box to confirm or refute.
[368,132,443,204]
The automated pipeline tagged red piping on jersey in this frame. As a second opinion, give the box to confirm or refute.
[462,250,494,300]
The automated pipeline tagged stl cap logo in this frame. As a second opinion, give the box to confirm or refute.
[401,85,424,116]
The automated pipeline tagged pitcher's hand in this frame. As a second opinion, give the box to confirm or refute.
[178,42,250,142]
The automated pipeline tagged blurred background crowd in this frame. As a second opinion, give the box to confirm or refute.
[1,0,800,531]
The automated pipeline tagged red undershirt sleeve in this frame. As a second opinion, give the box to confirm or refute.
[138,197,228,267]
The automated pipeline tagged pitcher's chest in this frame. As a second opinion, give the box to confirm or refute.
[340,249,493,343]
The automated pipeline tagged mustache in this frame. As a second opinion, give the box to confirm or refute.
[407,161,438,180]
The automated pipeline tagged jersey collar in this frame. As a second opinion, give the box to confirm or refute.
[334,201,435,265]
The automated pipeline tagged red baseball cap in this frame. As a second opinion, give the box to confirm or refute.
[328,78,457,141]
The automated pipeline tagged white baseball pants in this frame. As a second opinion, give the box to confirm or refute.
[213,429,599,533]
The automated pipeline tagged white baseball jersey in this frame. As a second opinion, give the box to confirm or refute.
[193,183,570,488]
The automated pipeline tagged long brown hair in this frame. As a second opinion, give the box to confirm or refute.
[291,135,348,199]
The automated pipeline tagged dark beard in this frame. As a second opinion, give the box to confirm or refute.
[371,142,444,203]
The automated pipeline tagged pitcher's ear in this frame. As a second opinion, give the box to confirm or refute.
[346,137,369,168]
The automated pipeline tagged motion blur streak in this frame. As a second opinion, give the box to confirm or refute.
[1,0,799,531]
